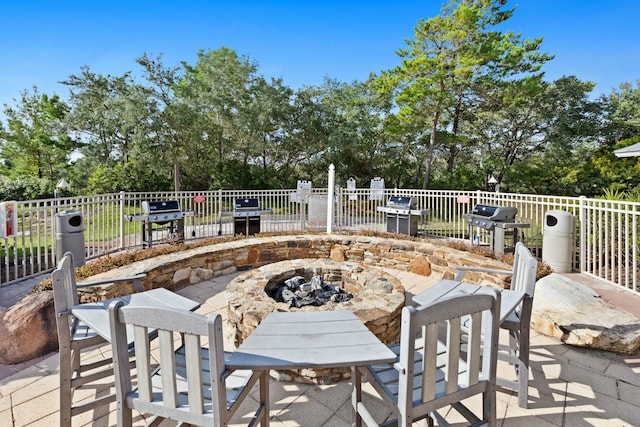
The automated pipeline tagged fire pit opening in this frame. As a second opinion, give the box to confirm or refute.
[225,258,406,384]
[265,269,353,308]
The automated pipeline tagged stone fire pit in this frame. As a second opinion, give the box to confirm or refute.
[225,258,405,384]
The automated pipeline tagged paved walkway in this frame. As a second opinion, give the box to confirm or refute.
[1,269,639,426]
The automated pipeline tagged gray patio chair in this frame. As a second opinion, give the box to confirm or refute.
[354,289,501,426]
[108,301,269,427]
[454,241,538,408]
[52,251,146,427]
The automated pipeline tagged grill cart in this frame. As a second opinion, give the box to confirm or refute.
[376,196,429,236]
[463,204,529,254]
[221,198,272,236]
[126,200,189,247]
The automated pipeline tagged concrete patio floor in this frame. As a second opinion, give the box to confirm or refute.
[1,268,639,426]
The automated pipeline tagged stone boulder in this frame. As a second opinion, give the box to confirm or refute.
[409,255,432,277]
[0,291,57,364]
[532,273,640,354]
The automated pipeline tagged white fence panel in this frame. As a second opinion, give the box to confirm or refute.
[1,189,639,296]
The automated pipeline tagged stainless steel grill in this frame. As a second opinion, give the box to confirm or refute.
[126,200,188,247]
[142,200,184,222]
[463,204,528,254]
[222,198,271,235]
[463,204,517,231]
[376,196,429,236]
[233,198,263,217]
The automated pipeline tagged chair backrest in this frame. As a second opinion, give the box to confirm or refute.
[51,252,80,339]
[109,301,229,426]
[396,289,501,425]
[510,242,538,297]
[52,252,80,309]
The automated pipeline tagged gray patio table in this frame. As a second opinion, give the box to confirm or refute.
[69,287,200,342]
[413,279,525,323]
[226,310,397,426]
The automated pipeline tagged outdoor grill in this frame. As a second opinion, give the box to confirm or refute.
[126,200,188,247]
[227,198,270,235]
[463,204,517,230]
[376,196,429,236]
[463,204,529,254]
[142,200,184,223]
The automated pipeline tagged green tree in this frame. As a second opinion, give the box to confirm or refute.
[135,53,194,191]
[0,88,74,184]
[171,47,300,189]
[379,0,551,189]
[606,80,640,144]
[62,67,155,168]
[585,81,640,196]
[301,77,396,186]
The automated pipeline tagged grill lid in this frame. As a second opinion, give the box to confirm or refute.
[142,200,181,214]
[471,204,497,217]
[386,196,416,209]
[235,198,260,210]
[468,204,517,221]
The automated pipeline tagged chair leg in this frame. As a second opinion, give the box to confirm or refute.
[59,344,73,427]
[517,325,530,408]
[116,397,133,427]
[509,330,519,372]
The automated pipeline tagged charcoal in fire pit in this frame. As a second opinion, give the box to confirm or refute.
[310,275,323,293]
[330,293,351,303]
[280,288,297,305]
[285,276,305,290]
[269,273,354,307]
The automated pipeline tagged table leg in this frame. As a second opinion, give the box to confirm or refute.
[259,370,270,426]
[352,366,362,427]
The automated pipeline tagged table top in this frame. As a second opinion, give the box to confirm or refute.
[412,279,525,323]
[70,287,200,342]
[226,310,397,371]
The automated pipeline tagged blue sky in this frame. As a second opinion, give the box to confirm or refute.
[1,0,639,111]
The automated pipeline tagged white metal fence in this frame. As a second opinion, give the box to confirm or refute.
[1,189,638,295]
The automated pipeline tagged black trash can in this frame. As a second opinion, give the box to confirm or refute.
[55,210,85,267]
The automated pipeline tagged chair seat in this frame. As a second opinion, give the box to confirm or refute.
[501,311,521,331]
[72,320,101,340]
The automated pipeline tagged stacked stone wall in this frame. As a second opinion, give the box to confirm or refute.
[1,234,512,364]
[84,235,512,294]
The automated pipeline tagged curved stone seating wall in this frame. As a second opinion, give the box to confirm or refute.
[1,234,514,364]
[84,234,514,297]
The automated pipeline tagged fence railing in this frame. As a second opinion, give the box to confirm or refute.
[2,189,639,295]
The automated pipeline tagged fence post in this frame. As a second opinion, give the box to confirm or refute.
[578,195,586,273]
[218,189,223,236]
[119,191,126,249]
[335,186,343,231]
[327,164,335,234]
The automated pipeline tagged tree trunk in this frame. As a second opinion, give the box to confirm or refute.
[422,110,440,189]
